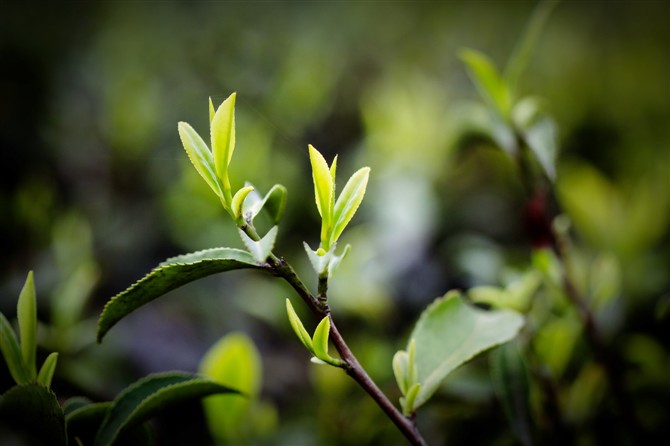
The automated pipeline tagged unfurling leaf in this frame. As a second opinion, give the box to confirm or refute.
[238,226,278,262]
[408,291,524,411]
[309,145,336,247]
[97,248,262,342]
[0,313,29,384]
[330,167,370,247]
[17,271,37,379]
[242,183,288,224]
[285,299,314,354]
[211,93,237,199]
[37,352,59,388]
[311,316,342,367]
[232,185,255,221]
[178,121,223,199]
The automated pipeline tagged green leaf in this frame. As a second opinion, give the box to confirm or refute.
[37,352,59,388]
[330,167,370,247]
[209,97,216,124]
[304,242,331,276]
[238,226,278,262]
[392,350,409,395]
[460,48,512,119]
[177,121,223,199]
[17,271,37,379]
[232,185,255,221]
[513,97,558,180]
[66,402,113,445]
[504,0,560,96]
[400,382,421,416]
[0,383,67,446]
[312,316,341,366]
[491,342,533,446]
[260,184,288,224]
[308,144,335,245]
[242,183,288,225]
[95,371,241,446]
[409,291,524,410]
[211,92,236,197]
[285,299,315,355]
[97,248,262,342]
[199,332,261,443]
[0,312,29,384]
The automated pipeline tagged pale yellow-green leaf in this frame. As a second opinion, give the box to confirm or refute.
[200,332,261,443]
[285,299,314,354]
[37,352,59,388]
[211,92,237,191]
[330,167,370,247]
[460,48,512,119]
[232,185,255,221]
[177,122,223,199]
[311,316,333,364]
[308,145,334,237]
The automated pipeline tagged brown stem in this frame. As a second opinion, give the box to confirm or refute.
[266,254,427,445]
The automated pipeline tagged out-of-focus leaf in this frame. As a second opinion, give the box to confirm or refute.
[409,291,524,410]
[97,248,262,342]
[37,352,59,388]
[177,121,223,199]
[565,363,606,423]
[199,332,261,443]
[491,342,533,446]
[330,167,370,247]
[469,271,541,313]
[393,350,410,395]
[534,316,580,377]
[210,92,237,197]
[504,0,560,95]
[17,271,37,379]
[0,313,29,384]
[461,49,512,118]
[512,97,558,179]
[285,299,314,354]
[238,226,278,262]
[0,383,66,446]
[95,371,241,446]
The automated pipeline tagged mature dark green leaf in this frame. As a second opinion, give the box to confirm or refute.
[491,342,534,446]
[95,371,242,446]
[409,291,524,410]
[66,401,153,446]
[0,383,66,446]
[97,248,263,341]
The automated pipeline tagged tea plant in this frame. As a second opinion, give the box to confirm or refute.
[0,272,242,445]
[95,87,528,444]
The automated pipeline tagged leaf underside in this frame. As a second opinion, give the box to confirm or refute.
[95,371,242,446]
[97,248,262,342]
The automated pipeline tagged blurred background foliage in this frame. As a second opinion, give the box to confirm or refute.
[1,1,668,444]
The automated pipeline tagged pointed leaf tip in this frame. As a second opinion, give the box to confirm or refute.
[17,271,37,379]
